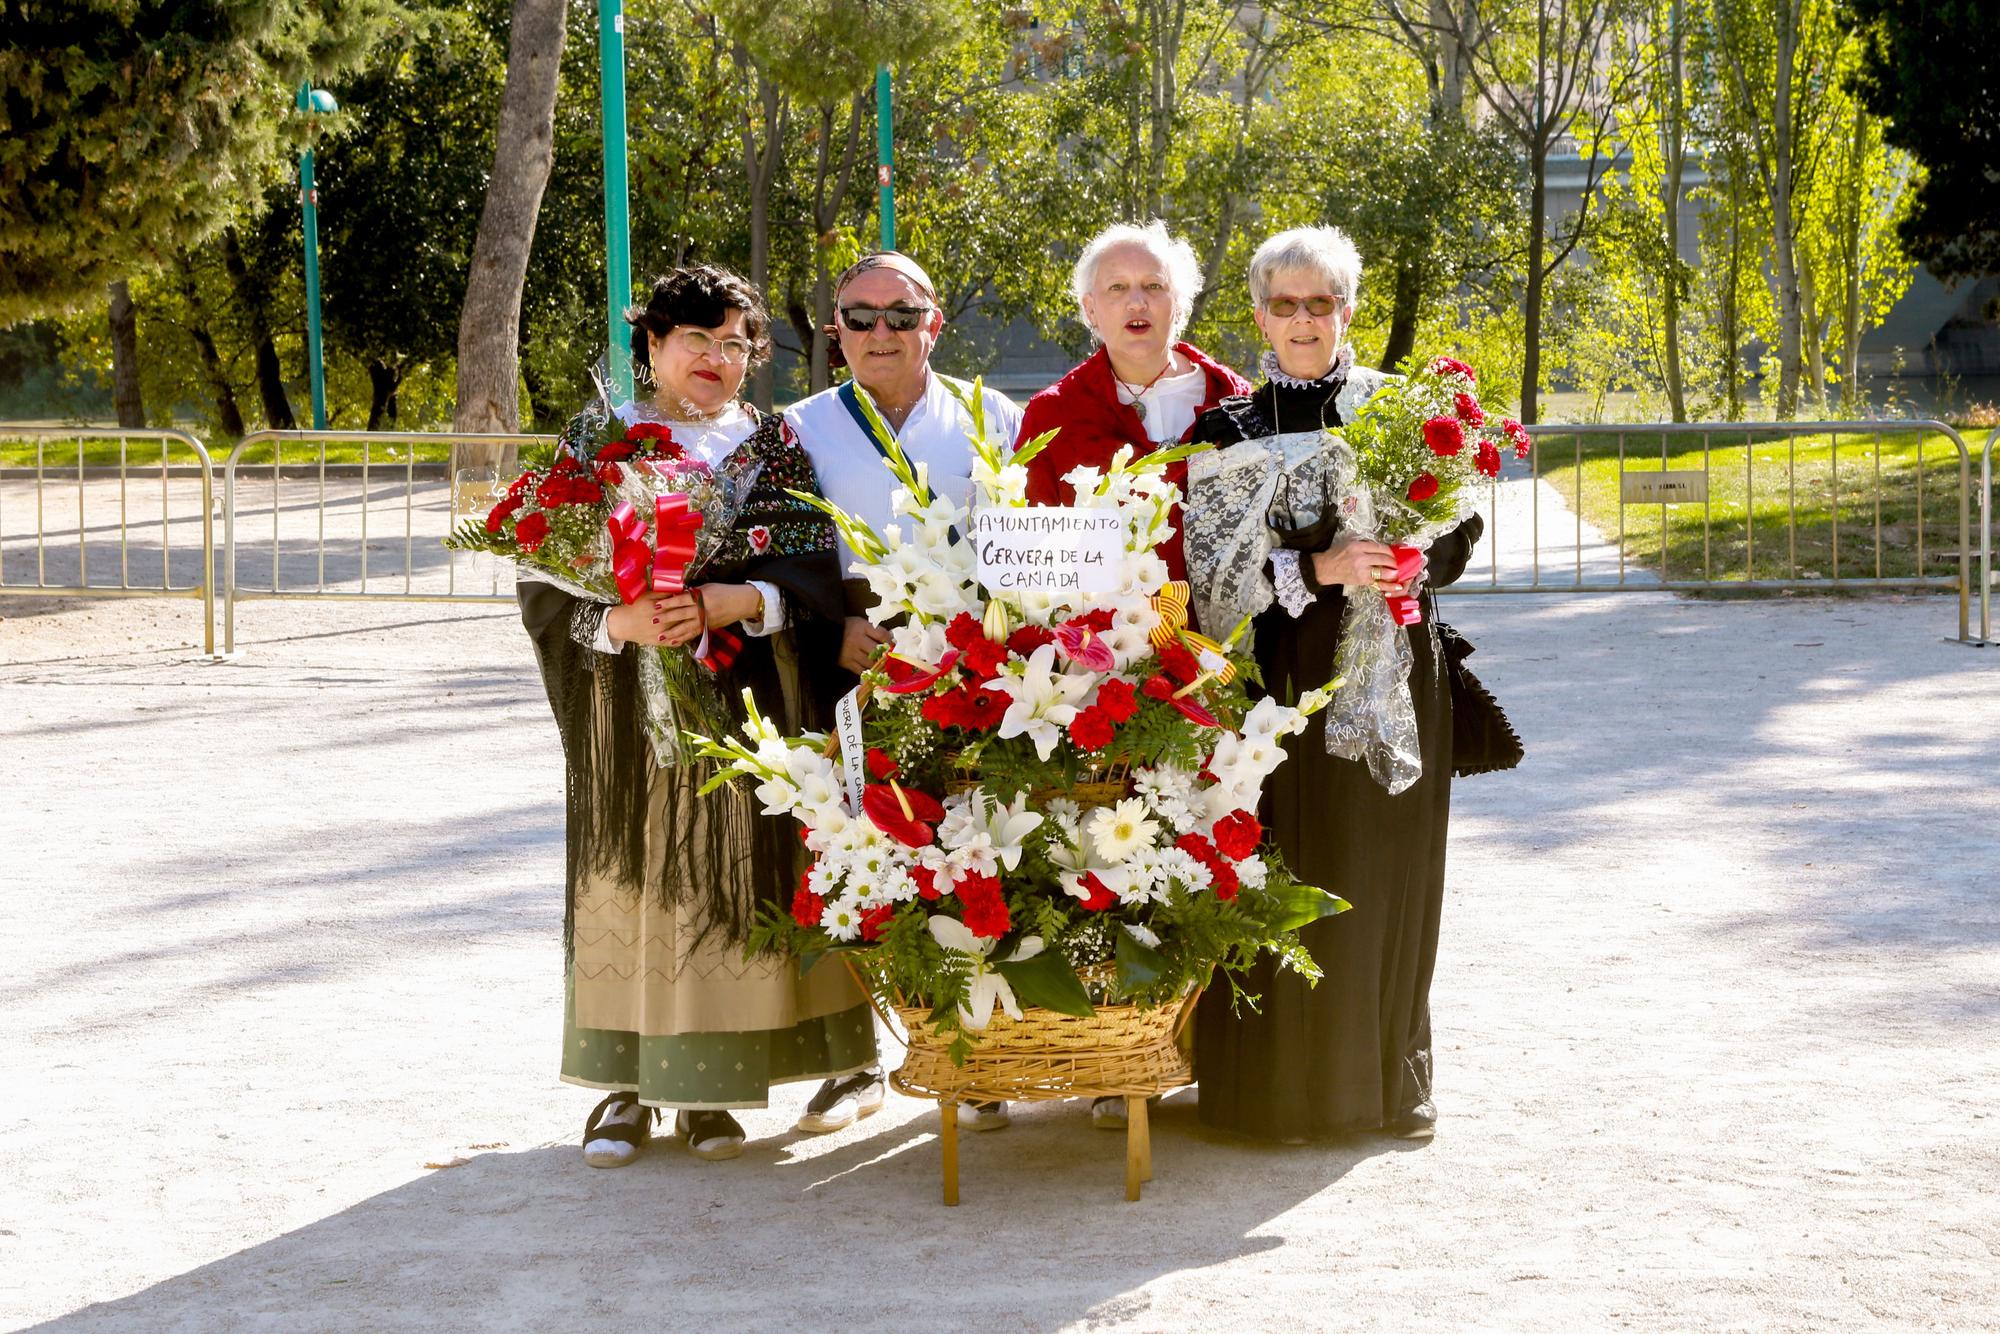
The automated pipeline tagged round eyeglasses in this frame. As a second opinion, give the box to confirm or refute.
[673,328,754,364]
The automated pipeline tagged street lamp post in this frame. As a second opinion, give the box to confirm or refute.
[296,81,338,432]
[600,0,634,401]
[876,65,895,249]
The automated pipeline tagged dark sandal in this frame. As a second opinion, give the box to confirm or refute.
[582,1092,655,1168]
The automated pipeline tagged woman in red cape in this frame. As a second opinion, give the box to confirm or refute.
[1018,220,1250,583]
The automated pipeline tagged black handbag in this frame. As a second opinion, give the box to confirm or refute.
[1436,621,1523,777]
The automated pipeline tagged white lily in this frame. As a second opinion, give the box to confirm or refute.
[992,643,1094,761]
[971,790,1043,871]
[928,917,1045,1030]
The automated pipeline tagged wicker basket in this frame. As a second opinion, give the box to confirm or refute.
[851,960,1197,1205]
[890,990,1195,1103]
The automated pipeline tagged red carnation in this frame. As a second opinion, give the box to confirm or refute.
[595,440,636,464]
[1428,355,1476,383]
[1077,873,1117,912]
[595,462,624,486]
[859,904,894,942]
[1094,677,1139,723]
[506,471,536,499]
[1007,625,1055,656]
[864,747,899,780]
[1176,831,1217,862]
[1069,706,1116,753]
[1454,392,1486,427]
[913,865,943,900]
[1142,674,1177,702]
[791,882,826,927]
[1503,417,1532,460]
[1157,639,1202,685]
[1407,473,1440,504]
[945,613,985,652]
[1212,810,1263,861]
[512,511,551,552]
[959,635,1010,681]
[626,422,676,445]
[485,494,523,533]
[1423,416,1464,457]
[1475,440,1503,478]
[1209,859,1241,901]
[954,871,1011,939]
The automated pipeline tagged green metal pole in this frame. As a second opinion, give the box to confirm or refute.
[298,83,328,431]
[600,0,633,401]
[876,65,895,250]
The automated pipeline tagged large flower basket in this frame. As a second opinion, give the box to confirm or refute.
[852,959,1197,1203]
[693,380,1350,1206]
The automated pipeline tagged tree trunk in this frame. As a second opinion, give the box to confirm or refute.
[174,253,247,437]
[1799,262,1828,412]
[454,0,567,472]
[1521,150,1547,424]
[1380,254,1423,373]
[1769,0,1801,418]
[220,227,296,431]
[737,48,785,410]
[1723,190,1743,421]
[807,95,865,395]
[108,281,145,428]
[366,358,403,431]
[1659,0,1688,422]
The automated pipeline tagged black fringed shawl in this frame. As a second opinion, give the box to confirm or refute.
[518,407,843,948]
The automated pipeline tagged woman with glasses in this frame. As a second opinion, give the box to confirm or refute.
[1018,219,1250,583]
[518,264,876,1168]
[1184,227,1484,1143]
[784,251,1025,1136]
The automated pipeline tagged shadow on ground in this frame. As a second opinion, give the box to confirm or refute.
[34,1097,1409,1331]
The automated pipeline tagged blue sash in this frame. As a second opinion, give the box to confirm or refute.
[837,380,962,543]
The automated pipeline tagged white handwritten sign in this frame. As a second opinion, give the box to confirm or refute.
[971,507,1126,594]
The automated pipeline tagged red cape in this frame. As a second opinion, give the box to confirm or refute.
[1017,342,1250,582]
[1024,344,1240,580]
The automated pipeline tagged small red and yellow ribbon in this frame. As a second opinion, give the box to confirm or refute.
[1148,580,1235,685]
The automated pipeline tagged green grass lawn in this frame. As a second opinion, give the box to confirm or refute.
[1534,427,1982,583]
[0,436,457,468]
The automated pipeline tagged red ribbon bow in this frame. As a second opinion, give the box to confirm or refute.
[605,496,740,671]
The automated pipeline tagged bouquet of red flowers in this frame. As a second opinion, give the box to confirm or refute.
[447,404,763,762]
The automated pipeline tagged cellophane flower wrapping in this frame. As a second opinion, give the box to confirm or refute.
[1321,356,1529,793]
[690,381,1347,1061]
[445,395,763,765]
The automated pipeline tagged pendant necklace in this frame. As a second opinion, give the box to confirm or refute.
[1116,354,1178,424]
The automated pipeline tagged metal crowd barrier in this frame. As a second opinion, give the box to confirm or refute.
[1452,419,1982,643]
[1982,427,1999,644]
[220,429,554,653]
[0,425,216,653]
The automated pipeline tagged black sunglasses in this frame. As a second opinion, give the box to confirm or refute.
[839,304,932,333]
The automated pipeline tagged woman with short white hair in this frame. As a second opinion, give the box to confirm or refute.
[1186,224,1486,1144]
[1019,219,1249,582]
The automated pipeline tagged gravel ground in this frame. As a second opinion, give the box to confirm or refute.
[2,587,1996,1332]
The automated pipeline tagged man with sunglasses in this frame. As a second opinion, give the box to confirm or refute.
[784,250,1023,1138]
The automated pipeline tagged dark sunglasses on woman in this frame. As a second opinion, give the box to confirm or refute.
[839,304,933,333]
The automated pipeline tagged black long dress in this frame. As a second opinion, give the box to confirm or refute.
[1189,364,1484,1140]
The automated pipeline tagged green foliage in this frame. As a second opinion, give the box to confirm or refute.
[1846,0,1997,280]
[0,0,402,324]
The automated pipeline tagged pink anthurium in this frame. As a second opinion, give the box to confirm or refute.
[1054,621,1117,672]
